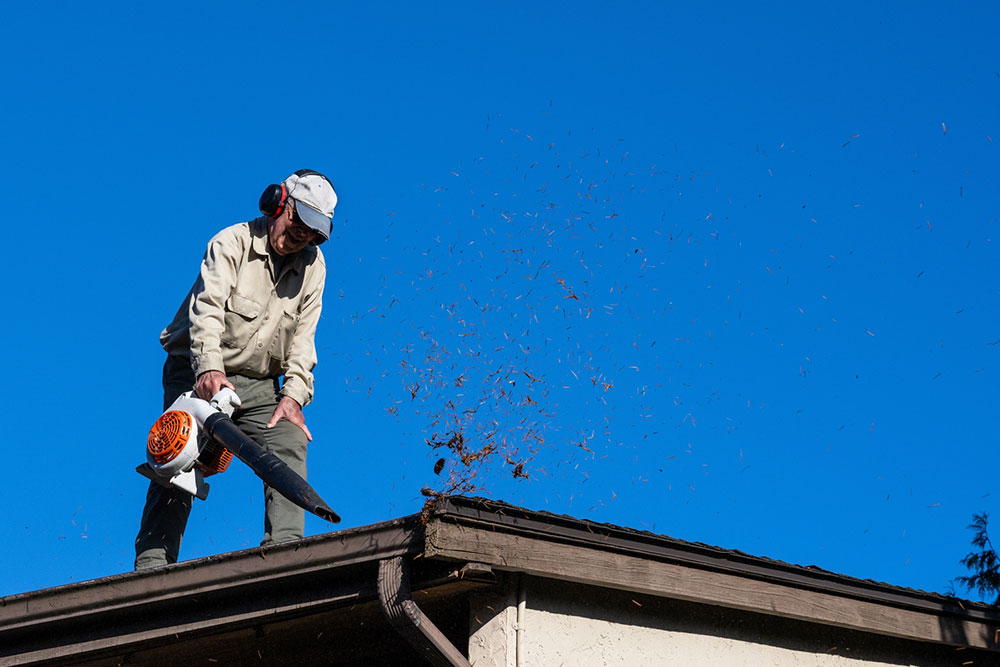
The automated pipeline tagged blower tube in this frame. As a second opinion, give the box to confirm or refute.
[203,412,341,524]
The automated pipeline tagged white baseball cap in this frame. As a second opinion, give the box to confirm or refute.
[283,169,337,241]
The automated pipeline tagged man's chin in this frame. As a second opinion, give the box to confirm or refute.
[276,240,307,256]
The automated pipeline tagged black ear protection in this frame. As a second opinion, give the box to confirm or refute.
[258,169,332,219]
[258,182,288,218]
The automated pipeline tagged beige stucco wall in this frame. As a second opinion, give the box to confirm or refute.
[469,577,946,667]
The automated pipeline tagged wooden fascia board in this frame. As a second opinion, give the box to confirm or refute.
[424,519,1000,652]
[434,497,999,622]
[0,518,421,665]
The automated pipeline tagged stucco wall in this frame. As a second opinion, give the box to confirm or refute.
[469,577,955,667]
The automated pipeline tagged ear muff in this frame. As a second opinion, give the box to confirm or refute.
[258,183,288,218]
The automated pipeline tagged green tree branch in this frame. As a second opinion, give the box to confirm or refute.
[957,512,1000,605]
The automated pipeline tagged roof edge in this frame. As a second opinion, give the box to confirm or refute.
[430,496,1000,623]
[0,514,422,632]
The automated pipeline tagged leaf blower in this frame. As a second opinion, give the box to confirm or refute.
[136,388,340,523]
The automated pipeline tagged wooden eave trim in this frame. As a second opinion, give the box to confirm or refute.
[424,516,1000,652]
[0,517,423,665]
[433,497,995,621]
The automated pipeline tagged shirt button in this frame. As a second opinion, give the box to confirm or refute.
[257,343,263,348]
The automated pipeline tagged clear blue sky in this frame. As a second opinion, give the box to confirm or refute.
[1,1,996,600]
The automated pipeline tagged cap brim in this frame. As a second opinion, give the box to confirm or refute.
[294,200,332,241]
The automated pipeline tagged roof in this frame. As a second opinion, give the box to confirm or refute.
[1,495,997,665]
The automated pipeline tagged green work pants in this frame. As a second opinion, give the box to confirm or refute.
[134,355,308,569]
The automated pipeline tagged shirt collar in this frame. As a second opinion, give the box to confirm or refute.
[249,216,271,260]
[249,216,305,276]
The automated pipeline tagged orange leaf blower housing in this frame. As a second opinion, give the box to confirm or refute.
[147,410,232,475]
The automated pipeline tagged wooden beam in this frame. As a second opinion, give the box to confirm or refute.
[425,521,1000,652]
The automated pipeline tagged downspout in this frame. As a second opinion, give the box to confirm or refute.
[516,574,527,667]
[377,556,472,667]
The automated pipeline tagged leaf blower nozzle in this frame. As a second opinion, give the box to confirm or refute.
[203,412,341,523]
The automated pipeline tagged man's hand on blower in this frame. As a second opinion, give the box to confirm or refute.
[268,396,312,441]
[195,370,236,402]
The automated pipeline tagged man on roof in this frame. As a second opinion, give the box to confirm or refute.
[135,169,336,569]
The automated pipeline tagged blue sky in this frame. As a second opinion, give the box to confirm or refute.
[1,1,997,600]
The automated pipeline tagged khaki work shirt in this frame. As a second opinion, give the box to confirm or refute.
[160,217,326,407]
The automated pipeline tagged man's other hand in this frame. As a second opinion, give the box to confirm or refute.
[195,370,236,401]
[267,396,313,441]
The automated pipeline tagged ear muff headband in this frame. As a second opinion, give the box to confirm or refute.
[293,168,331,185]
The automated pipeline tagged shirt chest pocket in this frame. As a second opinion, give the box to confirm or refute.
[269,310,300,362]
[221,291,264,349]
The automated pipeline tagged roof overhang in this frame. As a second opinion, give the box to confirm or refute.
[425,496,1000,652]
[0,515,490,665]
[2,496,999,664]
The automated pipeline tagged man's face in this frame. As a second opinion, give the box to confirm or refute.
[268,201,319,256]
